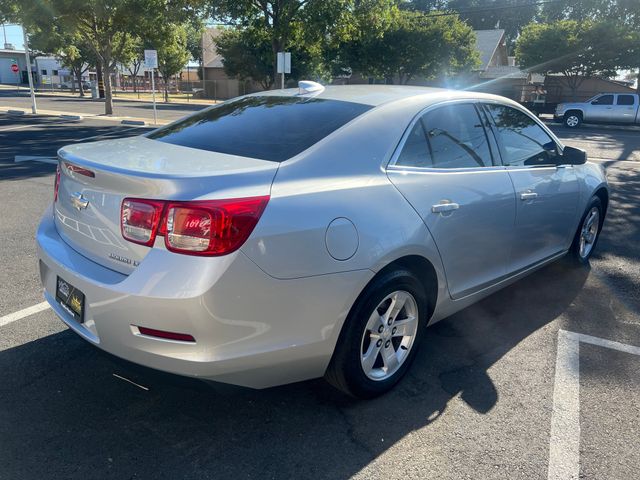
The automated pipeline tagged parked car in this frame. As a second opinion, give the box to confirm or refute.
[60,80,92,90]
[37,84,608,398]
[555,92,640,128]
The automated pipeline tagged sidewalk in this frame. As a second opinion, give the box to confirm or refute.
[0,83,218,107]
[0,106,170,126]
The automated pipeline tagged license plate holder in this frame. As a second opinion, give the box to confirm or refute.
[55,276,85,323]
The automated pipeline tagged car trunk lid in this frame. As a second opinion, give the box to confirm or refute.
[55,136,278,274]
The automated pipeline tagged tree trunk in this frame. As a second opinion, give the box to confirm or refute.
[76,70,85,97]
[103,63,114,115]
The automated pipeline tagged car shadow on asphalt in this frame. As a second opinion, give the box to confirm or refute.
[0,260,590,479]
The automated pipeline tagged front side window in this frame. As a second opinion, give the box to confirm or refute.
[147,96,372,162]
[484,104,558,167]
[617,95,635,106]
[592,94,613,105]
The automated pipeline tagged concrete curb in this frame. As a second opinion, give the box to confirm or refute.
[121,119,146,126]
[7,109,25,115]
[60,114,83,121]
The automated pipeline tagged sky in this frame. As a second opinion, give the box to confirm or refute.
[1,24,24,50]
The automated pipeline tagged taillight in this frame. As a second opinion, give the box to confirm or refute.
[53,165,61,202]
[121,199,165,246]
[64,162,95,178]
[120,196,269,256]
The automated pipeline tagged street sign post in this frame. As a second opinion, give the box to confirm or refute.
[276,52,291,89]
[144,49,158,125]
[22,30,37,114]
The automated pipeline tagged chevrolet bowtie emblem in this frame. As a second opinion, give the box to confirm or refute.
[70,192,89,211]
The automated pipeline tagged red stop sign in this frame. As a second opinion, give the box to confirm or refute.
[10,64,19,73]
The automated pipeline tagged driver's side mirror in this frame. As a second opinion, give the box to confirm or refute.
[561,146,587,165]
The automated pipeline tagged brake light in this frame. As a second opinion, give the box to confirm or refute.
[64,162,95,178]
[121,199,165,246]
[53,165,61,202]
[120,196,269,256]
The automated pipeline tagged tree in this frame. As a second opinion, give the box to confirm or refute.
[155,24,191,102]
[515,20,619,100]
[29,28,95,96]
[15,0,204,114]
[216,26,274,89]
[404,0,538,47]
[540,0,640,93]
[209,0,397,88]
[344,10,479,84]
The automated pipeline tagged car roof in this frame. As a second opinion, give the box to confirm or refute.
[251,84,508,107]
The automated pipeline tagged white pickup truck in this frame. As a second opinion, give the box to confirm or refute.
[554,92,640,128]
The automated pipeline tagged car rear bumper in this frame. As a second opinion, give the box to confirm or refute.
[36,205,373,388]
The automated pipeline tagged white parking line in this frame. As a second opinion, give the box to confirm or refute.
[548,330,640,480]
[0,301,50,328]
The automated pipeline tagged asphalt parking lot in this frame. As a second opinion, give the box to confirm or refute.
[0,114,639,480]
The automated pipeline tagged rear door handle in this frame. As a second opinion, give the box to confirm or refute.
[520,192,538,201]
[431,201,460,213]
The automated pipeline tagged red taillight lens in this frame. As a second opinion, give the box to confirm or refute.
[120,196,269,256]
[121,199,165,246]
[164,197,269,256]
[64,162,95,178]
[53,165,61,202]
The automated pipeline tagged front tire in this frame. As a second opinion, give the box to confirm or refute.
[569,196,603,264]
[564,112,582,128]
[325,269,427,398]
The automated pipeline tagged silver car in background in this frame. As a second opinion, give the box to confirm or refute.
[36,85,608,398]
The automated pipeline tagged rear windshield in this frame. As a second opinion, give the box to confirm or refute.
[147,96,372,162]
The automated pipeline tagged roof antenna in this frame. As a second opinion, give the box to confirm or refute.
[298,80,324,95]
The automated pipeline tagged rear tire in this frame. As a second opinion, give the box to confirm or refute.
[564,111,582,128]
[325,268,428,398]
[569,196,603,265]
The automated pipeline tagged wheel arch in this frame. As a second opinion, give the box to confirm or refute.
[565,109,584,119]
[593,186,609,216]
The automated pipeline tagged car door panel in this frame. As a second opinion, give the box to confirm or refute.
[506,166,579,270]
[586,94,614,122]
[614,94,637,123]
[388,168,516,299]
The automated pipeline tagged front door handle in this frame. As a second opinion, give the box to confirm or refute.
[431,201,460,213]
[520,191,538,201]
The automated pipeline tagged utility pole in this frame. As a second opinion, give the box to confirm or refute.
[22,26,37,114]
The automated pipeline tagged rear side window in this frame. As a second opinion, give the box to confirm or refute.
[484,104,558,167]
[395,104,492,169]
[423,104,492,168]
[617,95,635,105]
[147,96,372,162]
[592,94,613,105]
[395,122,432,168]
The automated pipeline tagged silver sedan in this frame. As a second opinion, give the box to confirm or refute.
[36,84,608,398]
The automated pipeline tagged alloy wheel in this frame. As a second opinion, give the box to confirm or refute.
[579,207,600,259]
[360,290,419,381]
[566,115,580,127]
